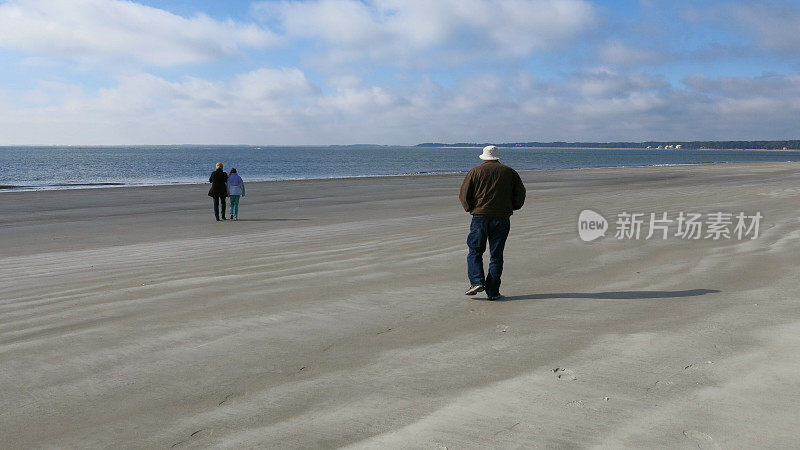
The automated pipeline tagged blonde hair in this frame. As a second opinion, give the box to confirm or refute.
[216,162,223,169]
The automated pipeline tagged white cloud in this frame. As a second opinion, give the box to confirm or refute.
[320,85,398,114]
[597,41,661,66]
[684,73,800,115]
[2,68,800,145]
[0,0,278,66]
[233,68,317,101]
[732,2,800,56]
[569,69,668,98]
[253,0,597,65]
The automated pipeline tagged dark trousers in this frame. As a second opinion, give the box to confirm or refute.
[467,216,511,297]
[212,196,227,219]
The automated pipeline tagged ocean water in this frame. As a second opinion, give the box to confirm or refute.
[3,145,800,191]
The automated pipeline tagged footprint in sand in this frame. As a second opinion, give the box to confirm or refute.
[684,361,714,370]
[683,430,720,449]
[552,367,577,381]
[646,380,675,395]
[565,397,610,411]
[171,429,213,448]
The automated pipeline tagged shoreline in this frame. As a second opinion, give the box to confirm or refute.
[0,159,745,193]
[4,146,800,193]
[430,146,800,151]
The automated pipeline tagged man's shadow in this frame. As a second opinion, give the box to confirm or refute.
[234,218,311,222]
[496,289,720,301]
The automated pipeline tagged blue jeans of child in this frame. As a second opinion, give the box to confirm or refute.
[229,195,240,219]
[467,216,511,297]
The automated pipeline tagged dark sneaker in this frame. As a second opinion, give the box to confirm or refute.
[486,294,504,301]
[465,285,485,296]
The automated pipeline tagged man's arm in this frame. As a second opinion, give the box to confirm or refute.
[512,171,526,210]
[459,171,474,212]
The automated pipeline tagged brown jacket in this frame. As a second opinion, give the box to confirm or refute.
[459,160,526,217]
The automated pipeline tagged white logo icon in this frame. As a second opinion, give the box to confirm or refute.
[578,209,608,242]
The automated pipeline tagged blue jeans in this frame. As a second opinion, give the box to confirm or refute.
[229,195,240,219]
[212,196,226,219]
[467,216,511,297]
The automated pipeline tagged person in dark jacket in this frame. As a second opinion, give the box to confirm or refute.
[459,145,526,300]
[208,162,229,221]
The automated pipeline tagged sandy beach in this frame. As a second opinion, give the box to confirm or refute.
[2,162,799,448]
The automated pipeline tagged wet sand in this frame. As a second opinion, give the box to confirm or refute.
[1,162,799,448]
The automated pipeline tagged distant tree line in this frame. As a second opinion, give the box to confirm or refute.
[417,141,800,150]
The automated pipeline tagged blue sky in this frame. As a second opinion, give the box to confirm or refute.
[1,0,799,144]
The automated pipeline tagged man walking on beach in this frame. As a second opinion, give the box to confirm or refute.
[459,145,526,300]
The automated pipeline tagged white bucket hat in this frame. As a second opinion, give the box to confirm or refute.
[479,145,500,161]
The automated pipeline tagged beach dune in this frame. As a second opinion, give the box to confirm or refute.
[1,163,799,448]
